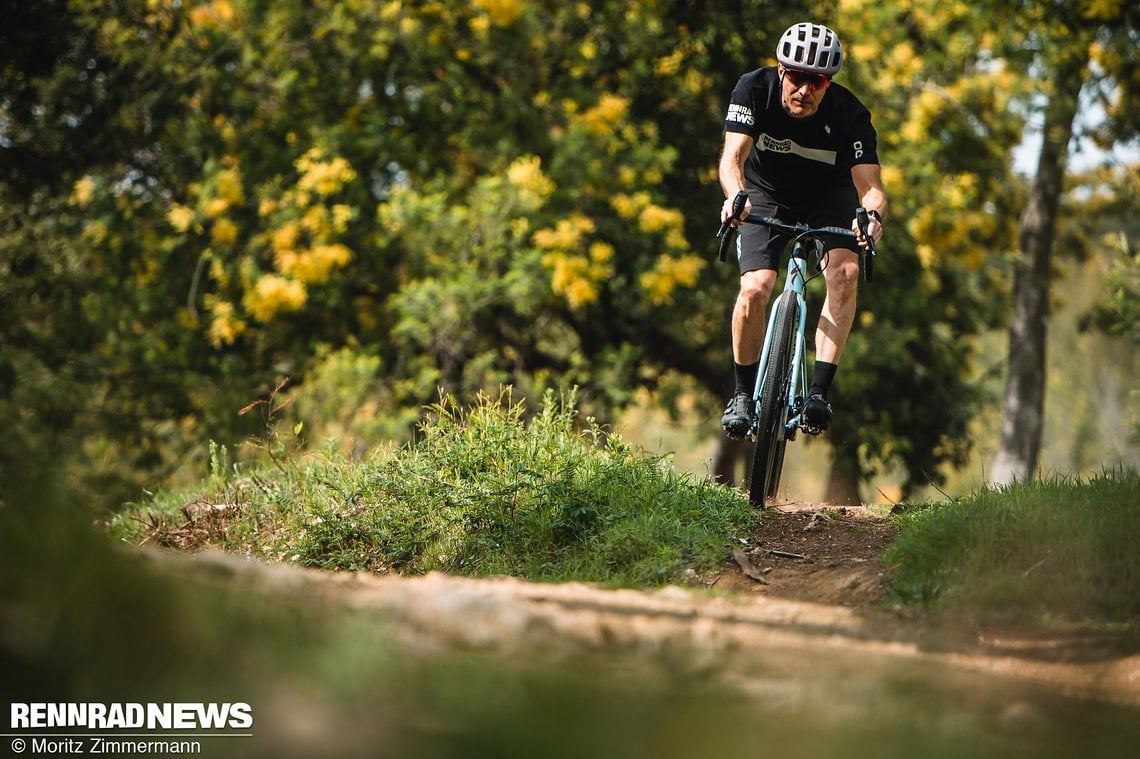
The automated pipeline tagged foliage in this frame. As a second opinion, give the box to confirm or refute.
[2,0,1136,509]
[805,0,1029,496]
[113,390,757,586]
[1076,169,1140,346]
[885,468,1140,634]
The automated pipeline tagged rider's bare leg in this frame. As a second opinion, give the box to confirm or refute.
[814,248,860,366]
[732,268,778,365]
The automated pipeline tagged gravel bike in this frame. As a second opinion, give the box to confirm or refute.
[716,193,877,507]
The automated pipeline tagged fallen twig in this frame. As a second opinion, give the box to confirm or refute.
[767,550,808,560]
[732,549,771,584]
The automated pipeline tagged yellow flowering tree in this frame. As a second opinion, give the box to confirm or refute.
[23,0,1136,505]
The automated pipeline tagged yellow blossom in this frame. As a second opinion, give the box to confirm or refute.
[167,204,195,232]
[638,204,683,235]
[471,0,523,27]
[205,197,230,218]
[272,221,301,254]
[301,205,330,236]
[71,176,95,208]
[275,244,352,284]
[588,241,614,264]
[654,49,684,77]
[563,279,597,308]
[216,164,244,206]
[188,0,237,29]
[204,295,247,347]
[574,94,629,136]
[881,166,904,195]
[209,256,230,287]
[640,254,704,305]
[244,274,308,322]
[532,214,595,250]
[903,88,944,142]
[330,204,353,232]
[380,1,401,21]
[1083,0,1122,20]
[295,149,357,196]
[506,155,555,209]
[542,246,612,309]
[304,244,353,283]
[610,192,650,220]
[211,217,239,246]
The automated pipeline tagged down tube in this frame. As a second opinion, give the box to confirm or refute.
[751,300,784,402]
[786,293,808,414]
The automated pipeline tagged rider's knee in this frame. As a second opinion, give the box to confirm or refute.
[826,255,860,292]
[738,269,776,305]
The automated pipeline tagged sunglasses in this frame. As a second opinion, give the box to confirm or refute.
[782,68,831,92]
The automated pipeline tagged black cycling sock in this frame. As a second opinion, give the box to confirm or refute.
[734,361,760,396]
[810,361,838,399]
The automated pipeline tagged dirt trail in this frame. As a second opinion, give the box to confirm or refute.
[143,501,1140,710]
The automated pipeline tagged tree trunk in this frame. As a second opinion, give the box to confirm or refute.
[824,444,862,505]
[711,436,749,486]
[990,51,1089,486]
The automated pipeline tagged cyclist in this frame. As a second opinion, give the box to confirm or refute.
[719,21,887,439]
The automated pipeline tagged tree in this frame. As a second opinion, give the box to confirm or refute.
[792,0,1026,500]
[990,0,1139,484]
[5,0,1090,510]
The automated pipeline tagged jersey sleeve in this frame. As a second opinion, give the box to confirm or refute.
[723,75,759,138]
[838,108,879,168]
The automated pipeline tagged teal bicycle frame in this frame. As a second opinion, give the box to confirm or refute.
[753,239,812,442]
[717,198,877,506]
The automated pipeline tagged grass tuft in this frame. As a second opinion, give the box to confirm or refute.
[114,389,756,587]
[885,468,1140,630]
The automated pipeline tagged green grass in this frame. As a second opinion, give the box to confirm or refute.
[16,473,1140,759]
[886,468,1140,631]
[112,390,757,587]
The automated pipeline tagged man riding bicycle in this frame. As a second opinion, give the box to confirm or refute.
[719,22,887,438]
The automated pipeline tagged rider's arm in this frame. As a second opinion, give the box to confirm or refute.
[719,132,754,223]
[851,163,886,243]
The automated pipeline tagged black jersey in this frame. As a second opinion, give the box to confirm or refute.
[724,67,878,202]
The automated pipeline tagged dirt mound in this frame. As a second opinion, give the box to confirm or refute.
[711,503,896,605]
[138,499,1140,710]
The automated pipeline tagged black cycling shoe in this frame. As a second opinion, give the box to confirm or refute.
[801,394,833,433]
[721,393,755,439]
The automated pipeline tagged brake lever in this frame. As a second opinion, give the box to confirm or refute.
[855,207,877,283]
[716,190,749,262]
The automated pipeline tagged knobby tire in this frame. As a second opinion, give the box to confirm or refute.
[749,293,796,507]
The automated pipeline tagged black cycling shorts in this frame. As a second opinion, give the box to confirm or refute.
[734,186,860,273]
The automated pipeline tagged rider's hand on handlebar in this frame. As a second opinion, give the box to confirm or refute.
[852,213,882,252]
[721,192,752,228]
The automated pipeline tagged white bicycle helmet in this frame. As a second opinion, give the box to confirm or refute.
[776,23,843,76]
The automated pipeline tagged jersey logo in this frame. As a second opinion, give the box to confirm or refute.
[726,104,755,127]
[757,132,838,165]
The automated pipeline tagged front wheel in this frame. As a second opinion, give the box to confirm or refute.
[748,292,796,507]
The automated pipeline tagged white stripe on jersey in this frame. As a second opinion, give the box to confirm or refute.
[756,132,838,165]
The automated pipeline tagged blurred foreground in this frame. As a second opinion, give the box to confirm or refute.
[3,474,1139,759]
